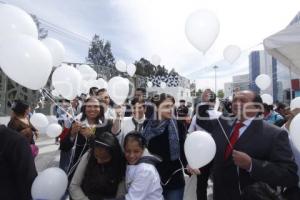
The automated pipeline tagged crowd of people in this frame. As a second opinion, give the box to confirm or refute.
[1,86,300,200]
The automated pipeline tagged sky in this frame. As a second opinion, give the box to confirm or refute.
[4,0,300,90]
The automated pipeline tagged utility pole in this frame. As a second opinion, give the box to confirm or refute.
[213,65,218,94]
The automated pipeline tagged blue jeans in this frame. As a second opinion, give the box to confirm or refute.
[163,187,184,200]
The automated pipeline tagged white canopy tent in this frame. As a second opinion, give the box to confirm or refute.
[263,12,300,98]
[264,12,300,75]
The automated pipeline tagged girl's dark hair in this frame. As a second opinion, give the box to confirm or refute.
[82,132,126,196]
[151,93,175,108]
[11,100,29,116]
[124,131,147,149]
[80,97,104,122]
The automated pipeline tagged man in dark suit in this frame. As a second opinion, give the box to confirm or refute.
[0,125,37,200]
[210,90,298,200]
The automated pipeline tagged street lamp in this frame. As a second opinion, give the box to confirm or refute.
[213,65,218,94]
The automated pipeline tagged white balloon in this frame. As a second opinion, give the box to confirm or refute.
[151,54,161,66]
[290,113,300,151]
[160,82,167,88]
[30,113,49,129]
[79,80,90,95]
[0,34,52,90]
[31,167,68,200]
[147,81,153,88]
[127,64,136,77]
[0,4,38,41]
[185,10,220,53]
[108,77,129,105]
[42,38,65,67]
[255,74,271,90]
[116,60,127,72]
[52,64,82,100]
[96,78,108,90]
[261,94,273,105]
[223,45,241,64]
[290,97,300,110]
[77,64,97,81]
[46,123,62,138]
[184,131,216,168]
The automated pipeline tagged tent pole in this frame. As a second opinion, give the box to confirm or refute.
[289,64,293,101]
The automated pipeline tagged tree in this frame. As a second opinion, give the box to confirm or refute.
[30,14,48,39]
[217,89,224,98]
[134,58,156,77]
[86,35,116,78]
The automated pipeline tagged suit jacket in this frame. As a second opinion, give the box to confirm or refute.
[210,117,298,200]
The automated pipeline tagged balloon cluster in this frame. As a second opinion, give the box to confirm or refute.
[0,4,65,90]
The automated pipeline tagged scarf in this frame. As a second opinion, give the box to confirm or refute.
[142,118,180,161]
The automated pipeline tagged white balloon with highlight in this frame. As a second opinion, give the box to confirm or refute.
[127,64,136,77]
[42,38,65,67]
[116,60,127,72]
[0,34,52,90]
[223,45,241,64]
[261,94,273,105]
[108,77,129,105]
[0,4,38,41]
[185,10,220,53]
[255,74,271,90]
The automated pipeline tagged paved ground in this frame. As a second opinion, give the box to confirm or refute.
[35,135,213,200]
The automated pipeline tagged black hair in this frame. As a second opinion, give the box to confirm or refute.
[241,182,283,200]
[96,88,107,95]
[89,87,98,96]
[80,97,104,122]
[123,131,147,150]
[276,102,287,110]
[131,97,145,107]
[135,88,146,95]
[151,93,175,108]
[82,132,126,196]
[179,99,186,103]
[11,100,29,116]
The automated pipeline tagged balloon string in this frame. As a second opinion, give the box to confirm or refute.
[217,118,232,149]
[41,88,74,120]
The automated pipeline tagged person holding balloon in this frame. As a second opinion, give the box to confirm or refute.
[69,132,126,200]
[210,90,298,200]
[142,93,198,200]
[59,97,113,180]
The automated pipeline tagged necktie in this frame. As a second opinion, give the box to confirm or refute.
[224,122,244,160]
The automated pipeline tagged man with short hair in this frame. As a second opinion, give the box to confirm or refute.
[211,90,298,200]
[111,97,146,146]
[96,88,116,119]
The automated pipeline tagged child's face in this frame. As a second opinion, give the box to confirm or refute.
[124,140,143,165]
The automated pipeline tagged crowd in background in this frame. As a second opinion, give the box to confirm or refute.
[1,86,300,200]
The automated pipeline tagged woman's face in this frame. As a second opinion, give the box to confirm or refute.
[94,146,112,164]
[85,98,101,120]
[124,139,143,165]
[158,98,174,120]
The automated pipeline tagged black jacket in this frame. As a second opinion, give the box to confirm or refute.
[0,125,37,200]
[211,117,299,200]
[143,120,187,190]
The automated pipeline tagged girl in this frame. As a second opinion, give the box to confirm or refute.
[69,132,126,200]
[119,131,163,200]
[142,93,189,200]
[59,97,113,179]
